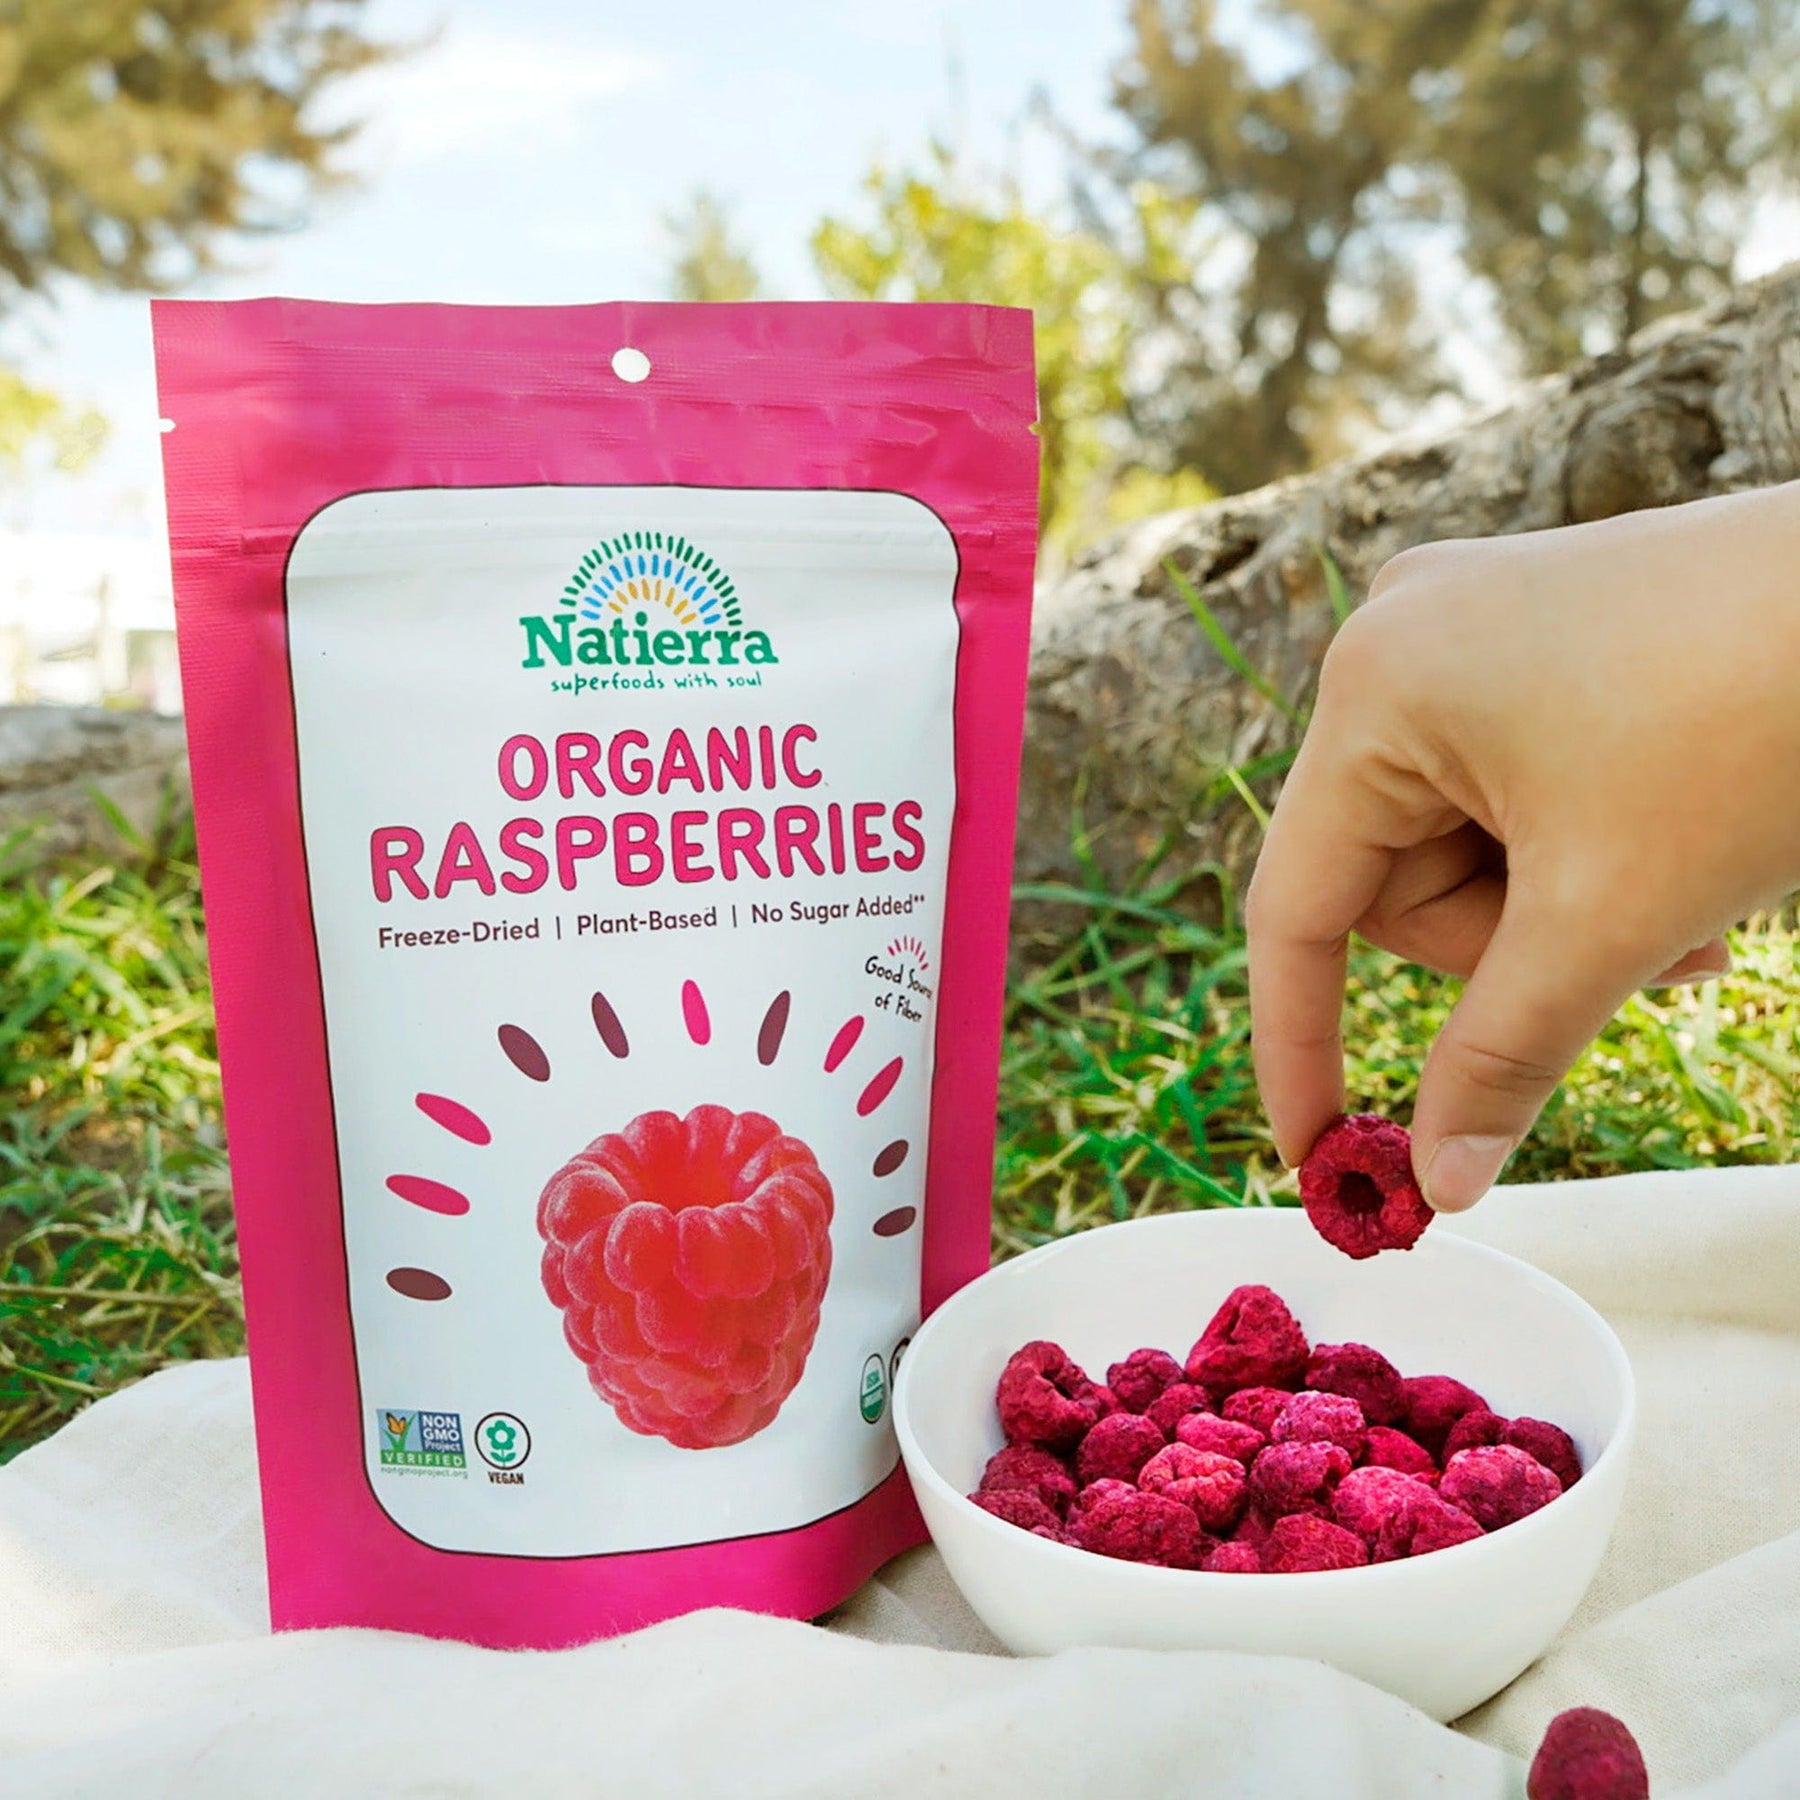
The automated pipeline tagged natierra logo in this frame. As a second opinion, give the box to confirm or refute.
[519,533,778,680]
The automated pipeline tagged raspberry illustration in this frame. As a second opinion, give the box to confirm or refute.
[537,1104,833,1450]
[1298,1113,1434,1260]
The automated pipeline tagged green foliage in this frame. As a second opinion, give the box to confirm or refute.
[665,190,762,303]
[1117,0,1464,490]
[812,145,1213,550]
[0,0,394,309]
[0,815,237,1457]
[1444,0,1800,367]
[999,878,1798,1258]
[1115,0,1800,487]
[0,367,106,472]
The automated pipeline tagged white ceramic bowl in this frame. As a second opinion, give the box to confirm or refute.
[894,1208,1634,1721]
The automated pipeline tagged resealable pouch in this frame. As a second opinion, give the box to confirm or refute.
[153,300,1039,1644]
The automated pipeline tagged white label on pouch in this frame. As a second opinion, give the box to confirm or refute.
[286,485,957,1556]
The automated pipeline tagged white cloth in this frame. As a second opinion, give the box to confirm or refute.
[2,1167,1798,1797]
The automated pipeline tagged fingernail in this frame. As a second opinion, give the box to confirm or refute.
[1421,1134,1514,1213]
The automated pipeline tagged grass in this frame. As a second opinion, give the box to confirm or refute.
[0,814,1793,1459]
[0,816,238,1458]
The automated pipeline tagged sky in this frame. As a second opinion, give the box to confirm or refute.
[5,0,1799,538]
[2,0,1134,534]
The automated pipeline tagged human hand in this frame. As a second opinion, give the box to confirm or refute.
[1248,483,1800,1211]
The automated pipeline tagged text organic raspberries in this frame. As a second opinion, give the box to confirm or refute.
[538,1105,833,1450]
[967,1283,1583,1573]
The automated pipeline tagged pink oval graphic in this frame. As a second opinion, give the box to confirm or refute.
[414,1093,491,1146]
[386,1174,472,1217]
[681,979,711,1045]
[856,1056,904,1117]
[823,1015,865,1074]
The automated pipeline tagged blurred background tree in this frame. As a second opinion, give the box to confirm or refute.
[0,0,390,464]
[1444,0,1800,370]
[1112,0,1800,490]
[811,144,1213,554]
[665,190,762,302]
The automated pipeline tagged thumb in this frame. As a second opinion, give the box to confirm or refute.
[1411,896,1641,1213]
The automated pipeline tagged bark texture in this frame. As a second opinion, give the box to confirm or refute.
[1019,261,1800,909]
[0,706,189,861]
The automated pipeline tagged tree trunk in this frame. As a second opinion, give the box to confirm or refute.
[1017,260,1800,924]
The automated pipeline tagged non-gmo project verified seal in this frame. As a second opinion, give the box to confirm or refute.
[377,1408,467,1475]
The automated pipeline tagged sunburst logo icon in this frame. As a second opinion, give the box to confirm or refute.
[519,532,778,675]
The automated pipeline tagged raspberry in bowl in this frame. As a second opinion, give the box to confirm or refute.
[892,1208,1634,1721]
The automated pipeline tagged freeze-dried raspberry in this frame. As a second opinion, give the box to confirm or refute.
[1075,1411,1168,1487]
[1527,1707,1649,1800]
[1175,1412,1267,1469]
[1334,1467,1483,1561]
[1401,1374,1489,1456]
[1263,1513,1370,1573]
[1271,1391,1368,1459]
[996,1341,1116,1450]
[1380,1489,1483,1561]
[1106,1347,1184,1414]
[1298,1113,1434,1259]
[978,1445,1078,1517]
[968,1488,1063,1534]
[1139,1443,1248,1531]
[1204,1539,1263,1574]
[1068,1479,1206,1569]
[1362,1425,1440,1482]
[1332,1466,1432,1541]
[1145,1381,1213,1435]
[1248,1441,1353,1520]
[1186,1285,1310,1394]
[1504,1417,1583,1490]
[1230,1505,1275,1551]
[1222,1386,1295,1437]
[1304,1342,1406,1425]
[1440,1404,1512,1461]
[1443,1408,1508,1460]
[537,1105,833,1450]
[1440,1445,1564,1530]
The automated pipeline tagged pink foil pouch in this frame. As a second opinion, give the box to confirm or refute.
[152,300,1038,1644]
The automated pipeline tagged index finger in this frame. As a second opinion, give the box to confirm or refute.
[1246,739,1396,1166]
